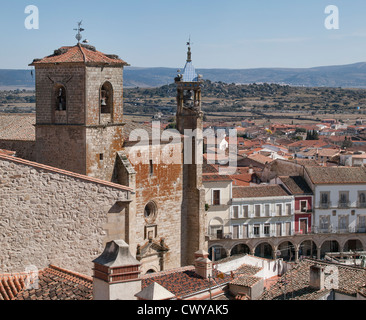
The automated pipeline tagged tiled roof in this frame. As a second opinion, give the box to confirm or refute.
[0,265,92,300]
[232,185,290,199]
[260,259,366,300]
[230,275,261,287]
[248,153,274,165]
[0,114,35,141]
[141,267,231,299]
[279,176,312,195]
[30,44,128,66]
[305,166,366,184]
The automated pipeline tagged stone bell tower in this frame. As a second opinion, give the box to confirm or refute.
[175,41,207,265]
[29,23,129,182]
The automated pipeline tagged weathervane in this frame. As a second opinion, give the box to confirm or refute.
[74,21,85,43]
[186,36,192,62]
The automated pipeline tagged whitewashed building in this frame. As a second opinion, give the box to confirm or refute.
[230,185,295,239]
[304,166,366,237]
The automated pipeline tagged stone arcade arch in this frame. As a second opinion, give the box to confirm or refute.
[277,241,296,262]
[299,240,317,258]
[230,243,250,256]
[320,240,340,258]
[208,244,228,262]
[343,239,364,252]
[254,242,273,259]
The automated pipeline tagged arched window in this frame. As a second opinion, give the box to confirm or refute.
[55,84,66,111]
[100,81,113,114]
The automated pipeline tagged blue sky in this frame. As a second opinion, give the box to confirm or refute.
[1,0,366,69]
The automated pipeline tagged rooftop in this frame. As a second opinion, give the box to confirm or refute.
[232,185,290,199]
[0,265,92,300]
[305,166,366,184]
[260,259,366,300]
[30,44,128,66]
[279,176,312,195]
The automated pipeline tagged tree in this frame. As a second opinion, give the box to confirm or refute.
[341,136,353,149]
[306,130,319,140]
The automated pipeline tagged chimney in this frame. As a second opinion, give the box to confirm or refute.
[194,250,213,279]
[92,240,141,300]
[248,165,253,175]
[309,265,325,290]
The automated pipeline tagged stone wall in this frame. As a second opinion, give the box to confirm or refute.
[0,156,131,276]
[123,142,184,271]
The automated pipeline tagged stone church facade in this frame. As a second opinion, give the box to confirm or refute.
[0,42,207,275]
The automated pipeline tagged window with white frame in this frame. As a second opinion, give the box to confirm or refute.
[255,205,261,217]
[300,200,308,212]
[319,215,330,231]
[264,224,270,236]
[213,190,220,205]
[232,206,239,219]
[253,224,260,236]
[358,215,366,232]
[276,204,282,216]
[338,215,348,231]
[264,204,270,217]
[286,203,292,215]
[243,205,249,218]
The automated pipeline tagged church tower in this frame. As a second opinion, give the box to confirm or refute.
[175,41,207,265]
[29,24,128,182]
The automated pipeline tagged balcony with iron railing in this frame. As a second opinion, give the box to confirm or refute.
[338,201,350,209]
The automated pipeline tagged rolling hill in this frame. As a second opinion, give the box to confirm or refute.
[3,62,366,89]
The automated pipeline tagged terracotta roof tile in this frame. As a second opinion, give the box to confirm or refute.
[232,185,290,198]
[279,176,312,195]
[305,166,366,184]
[0,265,92,300]
[260,259,366,300]
[141,268,231,299]
[30,44,128,66]
[0,114,35,141]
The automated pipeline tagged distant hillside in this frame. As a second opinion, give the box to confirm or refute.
[3,62,366,89]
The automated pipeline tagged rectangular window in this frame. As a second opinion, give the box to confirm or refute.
[339,191,349,208]
[232,206,239,219]
[286,203,292,215]
[276,204,282,216]
[320,215,330,231]
[213,190,220,205]
[243,224,248,238]
[265,204,270,217]
[358,192,366,207]
[264,224,270,236]
[285,222,291,236]
[255,205,261,217]
[338,215,348,231]
[149,159,154,175]
[232,225,239,239]
[253,225,260,236]
[358,215,366,232]
[243,205,249,218]
[300,200,307,212]
[320,192,330,208]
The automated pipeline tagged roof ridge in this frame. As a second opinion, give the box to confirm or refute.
[47,265,93,285]
[77,43,87,63]
[0,153,133,192]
